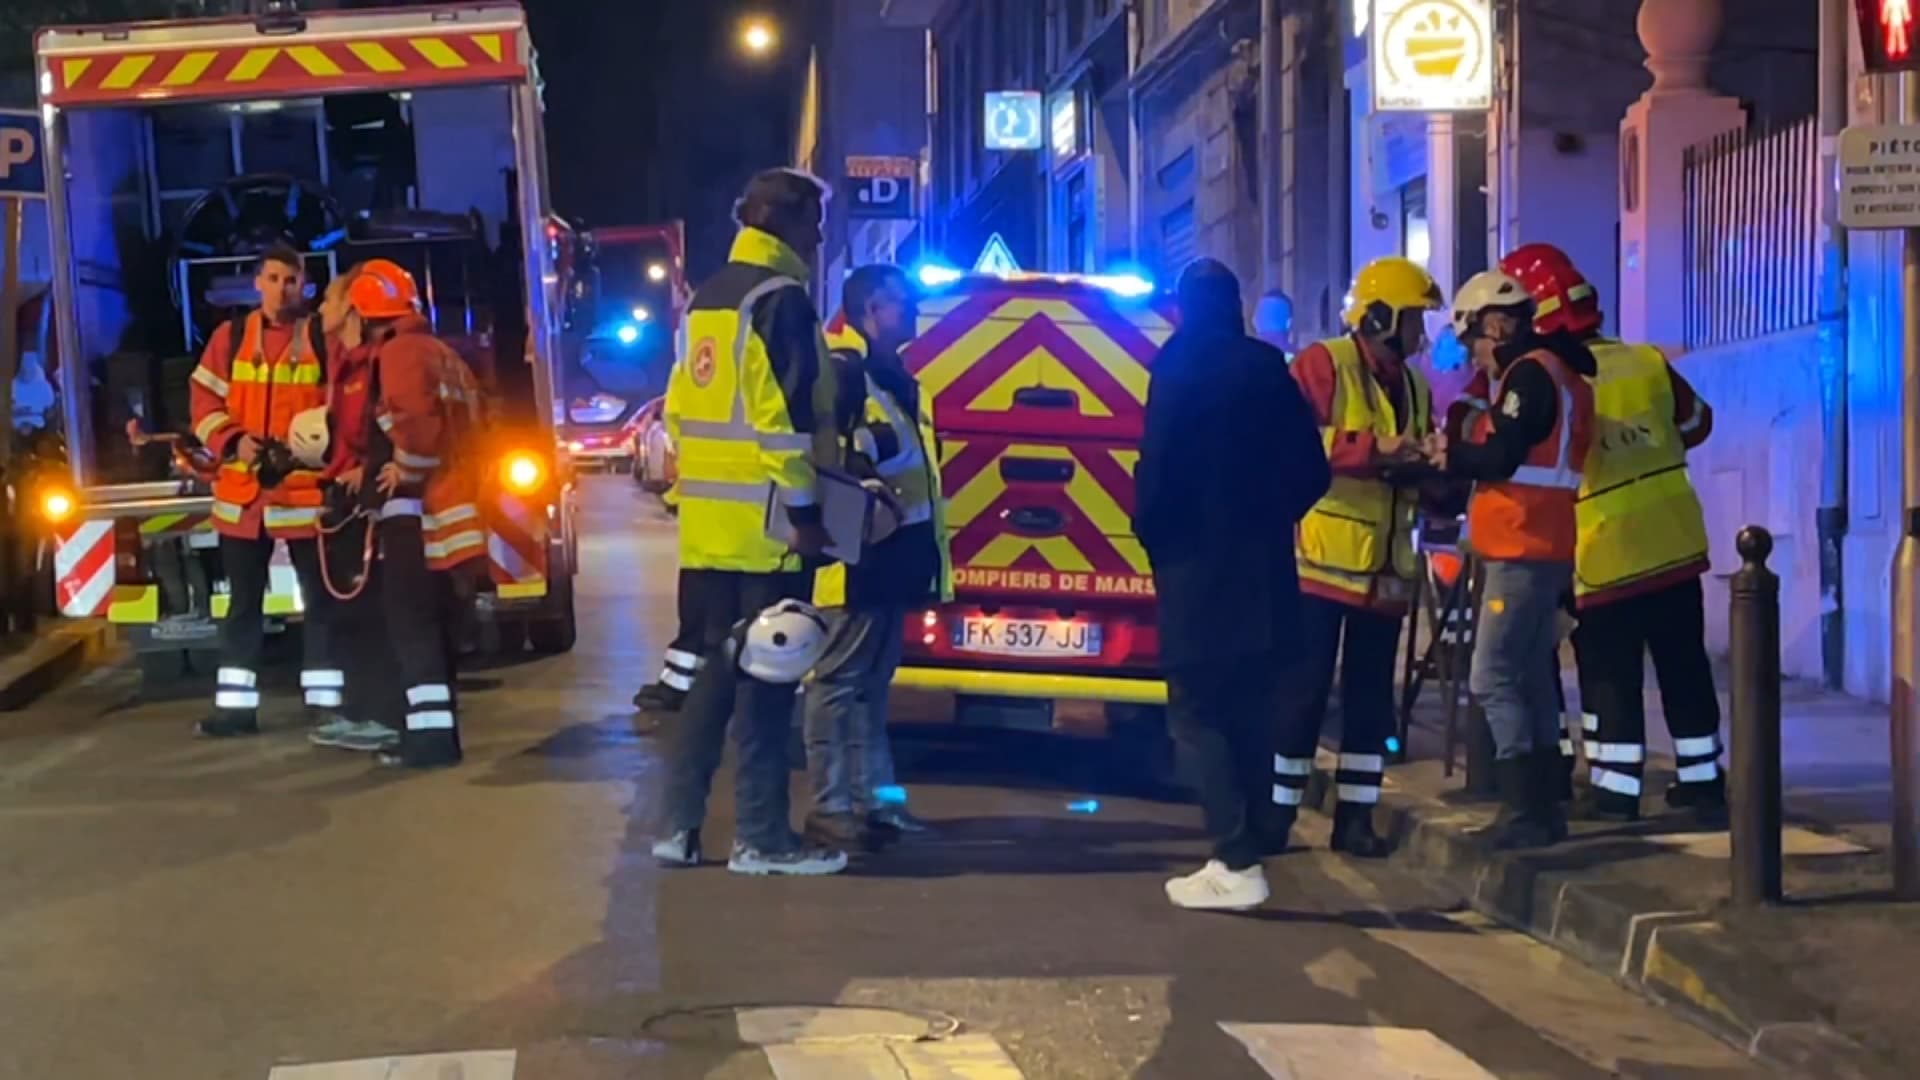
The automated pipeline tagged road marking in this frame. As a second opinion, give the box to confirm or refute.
[0,734,98,790]
[1221,1023,1498,1079]
[267,1050,515,1078]
[763,1034,1025,1079]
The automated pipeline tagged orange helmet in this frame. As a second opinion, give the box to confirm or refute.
[347,259,420,320]
[1499,242,1602,337]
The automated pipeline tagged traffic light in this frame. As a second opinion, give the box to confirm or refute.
[1859,0,1920,72]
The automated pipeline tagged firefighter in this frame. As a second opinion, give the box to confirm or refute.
[1502,243,1723,822]
[1278,256,1444,857]
[188,243,337,738]
[803,264,951,850]
[1431,270,1596,849]
[651,168,847,876]
[1138,259,1330,911]
[346,259,486,769]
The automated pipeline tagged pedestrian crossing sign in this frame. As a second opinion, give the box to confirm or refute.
[973,234,1020,276]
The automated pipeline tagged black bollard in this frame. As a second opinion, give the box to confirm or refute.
[1728,525,1783,906]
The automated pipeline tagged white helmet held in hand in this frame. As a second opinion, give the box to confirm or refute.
[738,599,833,684]
[1450,270,1533,338]
[287,406,330,469]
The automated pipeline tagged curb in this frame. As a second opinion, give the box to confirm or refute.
[0,620,114,711]
[1299,776,1901,1080]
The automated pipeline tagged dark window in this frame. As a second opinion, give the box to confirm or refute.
[1157,147,1196,192]
[1160,199,1196,271]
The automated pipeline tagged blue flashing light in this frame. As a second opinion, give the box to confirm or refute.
[1088,272,1154,299]
[1386,735,1403,755]
[874,785,908,806]
[615,323,640,345]
[1066,799,1101,814]
[632,305,652,323]
[915,262,964,289]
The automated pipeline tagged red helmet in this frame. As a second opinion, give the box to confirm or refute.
[1499,242,1601,337]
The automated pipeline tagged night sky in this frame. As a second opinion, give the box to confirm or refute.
[522,0,818,278]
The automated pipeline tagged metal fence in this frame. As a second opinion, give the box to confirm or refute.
[1682,117,1820,351]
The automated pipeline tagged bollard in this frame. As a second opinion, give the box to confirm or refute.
[1728,525,1784,906]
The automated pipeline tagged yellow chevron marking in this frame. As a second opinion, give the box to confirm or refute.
[971,533,1094,572]
[139,514,188,535]
[348,41,405,72]
[472,33,504,62]
[913,316,1020,403]
[965,348,1115,418]
[227,47,280,82]
[61,58,94,87]
[161,51,218,86]
[287,45,342,77]
[1059,321,1151,402]
[100,55,155,90]
[409,37,466,69]
[1109,448,1140,476]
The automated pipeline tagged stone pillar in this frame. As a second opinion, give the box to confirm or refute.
[1617,0,1747,350]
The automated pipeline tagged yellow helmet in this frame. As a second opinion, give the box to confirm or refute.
[1343,256,1444,332]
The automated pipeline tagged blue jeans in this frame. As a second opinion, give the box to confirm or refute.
[1470,559,1572,760]
[801,607,905,816]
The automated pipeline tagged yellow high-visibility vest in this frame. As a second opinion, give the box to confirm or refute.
[813,325,954,607]
[1295,335,1431,605]
[666,228,838,572]
[1574,338,1709,599]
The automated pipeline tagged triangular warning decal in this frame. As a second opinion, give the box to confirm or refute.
[973,233,1020,276]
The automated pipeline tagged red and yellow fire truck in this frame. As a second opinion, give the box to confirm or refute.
[890,265,1173,722]
[35,1,579,667]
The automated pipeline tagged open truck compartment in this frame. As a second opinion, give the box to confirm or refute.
[36,3,576,650]
[895,276,1174,701]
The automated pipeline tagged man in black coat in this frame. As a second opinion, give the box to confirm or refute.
[1135,258,1331,911]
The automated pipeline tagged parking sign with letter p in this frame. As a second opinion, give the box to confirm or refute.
[0,110,46,199]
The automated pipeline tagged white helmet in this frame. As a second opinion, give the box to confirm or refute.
[287,406,330,469]
[738,599,833,684]
[1450,270,1533,338]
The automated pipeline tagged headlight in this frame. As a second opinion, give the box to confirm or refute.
[501,451,547,494]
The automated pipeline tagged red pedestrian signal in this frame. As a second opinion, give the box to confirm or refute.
[1861,0,1920,71]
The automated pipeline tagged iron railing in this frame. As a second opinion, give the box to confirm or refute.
[1682,117,1820,351]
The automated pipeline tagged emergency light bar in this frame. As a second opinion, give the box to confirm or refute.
[914,261,1155,299]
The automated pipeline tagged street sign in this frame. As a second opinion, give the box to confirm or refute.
[844,155,917,220]
[0,110,46,200]
[1840,125,1920,229]
[1370,0,1495,113]
[984,91,1043,151]
[973,234,1020,276]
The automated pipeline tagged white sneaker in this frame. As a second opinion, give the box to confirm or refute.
[651,829,702,868]
[727,841,848,876]
[1164,860,1269,911]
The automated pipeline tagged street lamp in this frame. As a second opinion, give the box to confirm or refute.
[646,262,668,283]
[740,17,776,56]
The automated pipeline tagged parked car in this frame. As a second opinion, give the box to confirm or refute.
[626,396,676,495]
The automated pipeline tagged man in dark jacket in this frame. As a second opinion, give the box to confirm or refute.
[1136,259,1331,911]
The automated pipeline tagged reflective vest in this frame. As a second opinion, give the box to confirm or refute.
[1467,349,1594,562]
[193,312,327,539]
[1295,335,1432,607]
[667,228,836,572]
[813,325,955,608]
[1574,339,1709,604]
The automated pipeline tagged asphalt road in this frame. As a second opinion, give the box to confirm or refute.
[0,475,1761,1079]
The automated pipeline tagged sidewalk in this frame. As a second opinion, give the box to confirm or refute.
[0,619,114,711]
[1328,658,1914,1079]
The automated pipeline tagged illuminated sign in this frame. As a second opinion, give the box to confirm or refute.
[984,91,1043,150]
[1370,0,1494,113]
[973,233,1020,275]
[1050,92,1079,161]
[1858,0,1920,72]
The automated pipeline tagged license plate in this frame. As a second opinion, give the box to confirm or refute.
[951,616,1103,658]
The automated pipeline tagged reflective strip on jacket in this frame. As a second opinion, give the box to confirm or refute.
[1466,349,1595,562]
[371,317,486,572]
[813,324,954,608]
[1294,334,1432,610]
[1573,338,1710,607]
[666,227,836,573]
[190,312,327,540]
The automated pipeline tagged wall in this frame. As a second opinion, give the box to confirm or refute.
[1512,127,1621,333]
[1676,324,1824,684]
[1840,224,1903,703]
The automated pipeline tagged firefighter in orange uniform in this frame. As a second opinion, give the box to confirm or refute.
[189,243,338,738]
[1432,270,1597,849]
[347,259,486,769]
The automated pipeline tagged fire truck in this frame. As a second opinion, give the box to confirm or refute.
[558,221,688,472]
[890,263,1172,731]
[35,1,579,671]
